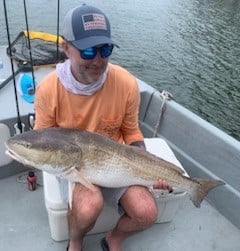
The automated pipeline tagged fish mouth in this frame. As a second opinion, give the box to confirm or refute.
[5,144,28,165]
[5,142,15,157]
[5,149,35,169]
[5,148,22,162]
[5,145,15,158]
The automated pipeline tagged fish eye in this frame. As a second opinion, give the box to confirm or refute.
[23,142,32,148]
[59,153,71,163]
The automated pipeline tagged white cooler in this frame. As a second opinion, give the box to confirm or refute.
[0,123,11,167]
[43,138,187,241]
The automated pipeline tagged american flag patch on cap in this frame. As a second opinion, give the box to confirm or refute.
[82,13,107,31]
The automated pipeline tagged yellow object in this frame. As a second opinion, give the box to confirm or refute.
[23,30,63,43]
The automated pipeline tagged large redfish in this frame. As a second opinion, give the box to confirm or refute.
[5,127,224,208]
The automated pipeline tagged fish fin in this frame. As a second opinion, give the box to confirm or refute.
[170,164,185,174]
[68,182,76,210]
[63,167,97,191]
[75,173,97,191]
[190,178,225,208]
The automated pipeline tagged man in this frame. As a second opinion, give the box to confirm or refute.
[34,4,172,251]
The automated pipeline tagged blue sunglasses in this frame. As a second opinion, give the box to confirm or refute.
[69,42,114,60]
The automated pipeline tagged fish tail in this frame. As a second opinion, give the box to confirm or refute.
[190,178,225,208]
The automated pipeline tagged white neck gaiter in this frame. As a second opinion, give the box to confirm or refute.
[56,59,108,95]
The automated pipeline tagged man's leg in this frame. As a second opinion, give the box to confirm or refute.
[105,185,158,251]
[68,183,104,251]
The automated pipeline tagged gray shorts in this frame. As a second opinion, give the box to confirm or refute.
[57,178,127,212]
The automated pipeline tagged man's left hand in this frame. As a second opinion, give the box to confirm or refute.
[153,179,173,192]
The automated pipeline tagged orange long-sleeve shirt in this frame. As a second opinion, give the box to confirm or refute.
[34,63,144,144]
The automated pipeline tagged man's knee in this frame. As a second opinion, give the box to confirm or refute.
[134,199,158,226]
[71,184,104,220]
[121,186,158,226]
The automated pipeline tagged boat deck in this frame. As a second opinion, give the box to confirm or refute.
[1,172,240,251]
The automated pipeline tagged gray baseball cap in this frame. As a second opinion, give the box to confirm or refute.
[62,4,118,50]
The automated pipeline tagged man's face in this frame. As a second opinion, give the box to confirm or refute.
[63,41,109,84]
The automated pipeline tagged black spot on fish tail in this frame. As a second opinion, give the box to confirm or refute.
[190,178,225,208]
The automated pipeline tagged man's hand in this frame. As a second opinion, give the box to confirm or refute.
[153,179,173,192]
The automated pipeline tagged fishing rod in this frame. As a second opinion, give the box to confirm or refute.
[0,61,33,91]
[23,0,36,93]
[56,0,60,62]
[3,0,23,133]
[0,68,21,91]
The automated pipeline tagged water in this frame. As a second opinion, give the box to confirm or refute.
[0,0,240,140]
